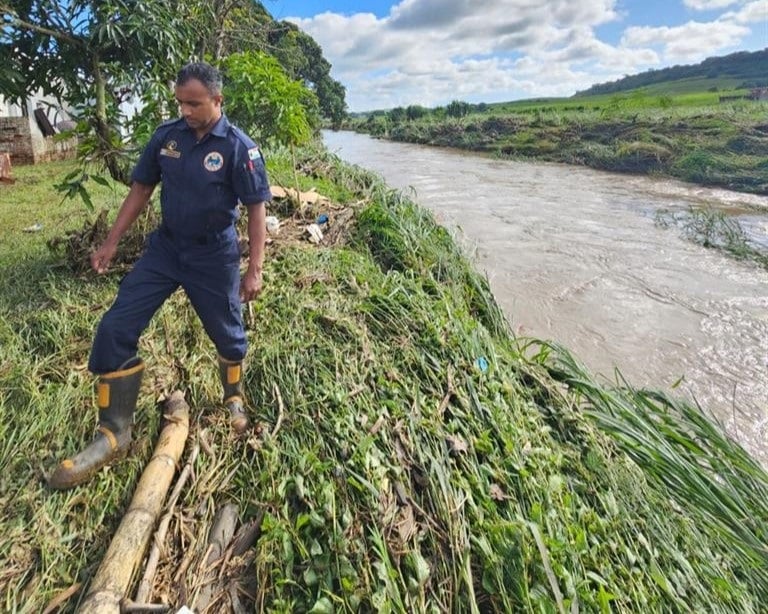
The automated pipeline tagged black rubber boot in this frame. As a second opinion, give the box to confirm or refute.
[48,357,144,490]
[218,356,249,434]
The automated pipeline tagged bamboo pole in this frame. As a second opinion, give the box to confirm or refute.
[78,391,190,614]
[134,441,200,604]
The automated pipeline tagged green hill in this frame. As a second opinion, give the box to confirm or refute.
[577,48,768,97]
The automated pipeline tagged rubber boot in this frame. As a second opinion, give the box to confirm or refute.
[48,357,144,490]
[218,356,249,434]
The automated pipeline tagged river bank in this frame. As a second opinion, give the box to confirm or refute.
[1,149,768,611]
[345,101,768,196]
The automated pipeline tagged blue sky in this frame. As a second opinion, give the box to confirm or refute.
[264,0,768,111]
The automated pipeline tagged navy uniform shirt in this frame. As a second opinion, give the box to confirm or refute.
[131,115,271,239]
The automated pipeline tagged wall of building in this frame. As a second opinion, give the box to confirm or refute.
[0,116,77,164]
[0,94,77,165]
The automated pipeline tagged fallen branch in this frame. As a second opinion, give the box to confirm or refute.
[194,503,240,612]
[78,391,191,614]
[42,582,82,614]
[271,384,285,439]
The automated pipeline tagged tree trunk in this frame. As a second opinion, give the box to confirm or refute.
[92,55,130,185]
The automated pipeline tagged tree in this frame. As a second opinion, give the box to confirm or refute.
[222,51,316,209]
[387,107,406,123]
[405,105,427,121]
[446,100,470,118]
[0,0,346,209]
[315,77,346,129]
[1,0,197,192]
[193,0,271,61]
[266,20,347,125]
[190,3,348,125]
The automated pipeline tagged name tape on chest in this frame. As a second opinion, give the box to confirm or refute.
[160,140,181,158]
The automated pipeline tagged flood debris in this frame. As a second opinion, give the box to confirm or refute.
[270,184,329,208]
[304,222,324,244]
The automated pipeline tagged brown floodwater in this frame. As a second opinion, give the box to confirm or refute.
[323,130,768,464]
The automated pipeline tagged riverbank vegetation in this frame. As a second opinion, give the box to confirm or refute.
[345,92,768,195]
[2,152,768,611]
[344,48,768,196]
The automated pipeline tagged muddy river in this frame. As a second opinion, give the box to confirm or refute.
[323,130,768,463]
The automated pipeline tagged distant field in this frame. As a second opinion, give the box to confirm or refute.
[630,76,745,95]
[486,82,752,114]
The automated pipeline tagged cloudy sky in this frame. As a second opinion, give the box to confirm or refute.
[265,0,767,112]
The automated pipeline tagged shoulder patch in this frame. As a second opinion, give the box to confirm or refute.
[248,147,262,161]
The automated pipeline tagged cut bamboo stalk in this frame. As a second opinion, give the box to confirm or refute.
[134,441,200,603]
[78,391,191,614]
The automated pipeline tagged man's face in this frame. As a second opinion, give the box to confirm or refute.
[175,78,222,133]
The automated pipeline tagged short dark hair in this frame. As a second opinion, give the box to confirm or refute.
[176,62,222,96]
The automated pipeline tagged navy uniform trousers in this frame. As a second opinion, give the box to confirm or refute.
[88,225,246,374]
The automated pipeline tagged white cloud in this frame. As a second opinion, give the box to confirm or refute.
[722,0,768,24]
[683,0,740,9]
[622,21,750,61]
[288,0,762,111]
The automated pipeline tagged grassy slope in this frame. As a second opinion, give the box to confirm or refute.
[351,89,768,195]
[1,152,767,612]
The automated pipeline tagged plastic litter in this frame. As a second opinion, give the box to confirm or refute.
[23,223,43,233]
[475,356,489,373]
[316,213,329,225]
[265,215,280,234]
[305,223,324,244]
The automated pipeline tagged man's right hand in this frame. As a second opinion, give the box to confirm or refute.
[91,243,117,274]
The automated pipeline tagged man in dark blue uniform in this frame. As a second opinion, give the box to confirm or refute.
[49,62,271,489]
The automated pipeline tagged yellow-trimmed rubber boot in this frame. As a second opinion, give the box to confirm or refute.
[48,357,144,490]
[218,356,249,434]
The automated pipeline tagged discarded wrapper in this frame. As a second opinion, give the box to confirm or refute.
[305,223,324,244]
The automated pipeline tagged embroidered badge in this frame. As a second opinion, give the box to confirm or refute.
[247,147,261,161]
[160,140,181,158]
[203,151,224,172]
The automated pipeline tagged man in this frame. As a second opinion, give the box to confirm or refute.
[49,62,271,490]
